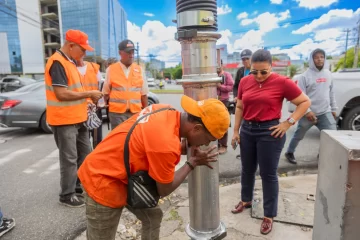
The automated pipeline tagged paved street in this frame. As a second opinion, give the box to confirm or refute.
[0,93,320,240]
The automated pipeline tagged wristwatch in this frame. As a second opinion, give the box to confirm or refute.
[287,117,296,125]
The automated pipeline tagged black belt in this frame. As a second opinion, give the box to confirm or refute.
[243,119,279,125]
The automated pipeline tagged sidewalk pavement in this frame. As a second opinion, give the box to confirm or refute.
[76,174,317,240]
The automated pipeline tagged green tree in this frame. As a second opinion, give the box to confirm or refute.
[173,65,183,79]
[335,47,360,71]
[288,65,299,78]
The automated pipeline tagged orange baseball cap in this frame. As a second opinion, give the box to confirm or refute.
[181,95,230,139]
[65,29,94,51]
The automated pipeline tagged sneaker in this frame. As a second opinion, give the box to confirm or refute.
[285,152,297,164]
[59,195,85,208]
[0,218,16,237]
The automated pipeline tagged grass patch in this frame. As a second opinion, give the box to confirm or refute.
[150,89,184,94]
[166,209,181,221]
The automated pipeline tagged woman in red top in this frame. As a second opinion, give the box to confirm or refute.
[230,49,311,235]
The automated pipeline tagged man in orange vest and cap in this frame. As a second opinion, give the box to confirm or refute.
[102,39,149,130]
[45,29,103,207]
[78,95,230,240]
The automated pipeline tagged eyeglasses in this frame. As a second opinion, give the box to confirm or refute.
[250,69,271,76]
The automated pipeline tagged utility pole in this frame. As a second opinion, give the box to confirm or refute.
[137,42,140,64]
[353,20,360,68]
[343,29,351,69]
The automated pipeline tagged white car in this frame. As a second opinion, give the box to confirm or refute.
[289,69,360,131]
[147,78,156,88]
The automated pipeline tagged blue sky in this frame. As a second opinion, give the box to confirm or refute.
[119,0,360,66]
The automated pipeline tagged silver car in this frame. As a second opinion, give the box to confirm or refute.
[0,76,36,92]
[0,82,160,133]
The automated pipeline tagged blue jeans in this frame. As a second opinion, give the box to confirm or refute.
[287,112,337,154]
[240,119,286,218]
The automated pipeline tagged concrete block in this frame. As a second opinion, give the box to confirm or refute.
[313,130,360,240]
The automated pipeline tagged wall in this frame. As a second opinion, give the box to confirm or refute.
[0,0,22,73]
[16,0,44,74]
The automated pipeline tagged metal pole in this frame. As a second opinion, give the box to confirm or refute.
[343,29,350,69]
[353,20,360,68]
[175,1,226,239]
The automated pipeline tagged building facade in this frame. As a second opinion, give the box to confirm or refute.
[0,0,44,74]
[149,58,165,71]
[0,0,127,75]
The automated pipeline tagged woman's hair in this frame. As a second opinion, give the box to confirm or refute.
[251,49,272,65]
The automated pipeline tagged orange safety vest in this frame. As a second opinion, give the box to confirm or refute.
[45,52,87,126]
[82,62,100,91]
[108,63,143,113]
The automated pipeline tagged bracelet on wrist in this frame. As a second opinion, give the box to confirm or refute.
[186,161,195,170]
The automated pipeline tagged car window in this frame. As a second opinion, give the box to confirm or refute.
[3,78,16,83]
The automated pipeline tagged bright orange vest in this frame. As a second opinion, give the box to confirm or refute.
[83,62,100,91]
[109,63,143,113]
[45,52,87,126]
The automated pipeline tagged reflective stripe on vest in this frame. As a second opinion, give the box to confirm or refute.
[44,52,87,126]
[108,63,143,114]
[47,99,86,107]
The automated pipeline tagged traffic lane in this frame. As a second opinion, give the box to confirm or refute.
[155,94,320,177]
[0,130,86,240]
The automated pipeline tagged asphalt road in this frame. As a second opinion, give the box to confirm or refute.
[0,93,320,240]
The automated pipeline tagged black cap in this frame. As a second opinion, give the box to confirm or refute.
[118,39,136,52]
[240,49,252,59]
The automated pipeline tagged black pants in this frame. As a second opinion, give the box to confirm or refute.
[240,119,285,218]
[90,109,103,148]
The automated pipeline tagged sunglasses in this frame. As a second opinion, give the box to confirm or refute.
[250,69,271,75]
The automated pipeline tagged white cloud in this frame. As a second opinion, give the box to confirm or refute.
[269,37,343,60]
[218,29,234,53]
[283,23,290,28]
[296,0,338,9]
[252,10,258,16]
[270,0,283,4]
[127,20,181,67]
[217,4,232,15]
[236,12,248,20]
[293,8,360,34]
[240,10,291,33]
[144,12,154,17]
[313,28,342,41]
[233,30,264,52]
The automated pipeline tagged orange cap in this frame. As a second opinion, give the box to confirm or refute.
[65,29,94,51]
[181,95,230,139]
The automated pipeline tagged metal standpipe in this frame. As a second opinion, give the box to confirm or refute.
[174,0,226,239]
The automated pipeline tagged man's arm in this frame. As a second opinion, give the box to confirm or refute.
[102,67,111,103]
[218,72,234,93]
[140,75,149,108]
[296,74,312,114]
[233,68,243,97]
[141,95,148,108]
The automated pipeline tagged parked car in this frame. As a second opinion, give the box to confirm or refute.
[147,77,156,88]
[0,81,160,133]
[289,69,360,131]
[0,76,36,92]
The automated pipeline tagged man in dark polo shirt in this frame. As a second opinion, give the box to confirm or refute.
[45,29,103,208]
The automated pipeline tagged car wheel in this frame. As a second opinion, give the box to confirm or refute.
[341,106,360,131]
[148,98,155,105]
[40,112,53,134]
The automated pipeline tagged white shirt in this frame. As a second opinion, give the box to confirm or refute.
[102,61,149,95]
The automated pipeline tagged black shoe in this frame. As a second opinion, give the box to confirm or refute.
[59,195,85,208]
[0,218,16,237]
[285,152,297,164]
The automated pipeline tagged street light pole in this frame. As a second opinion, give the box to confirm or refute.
[175,0,226,239]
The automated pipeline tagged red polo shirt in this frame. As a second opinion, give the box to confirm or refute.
[238,73,302,121]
